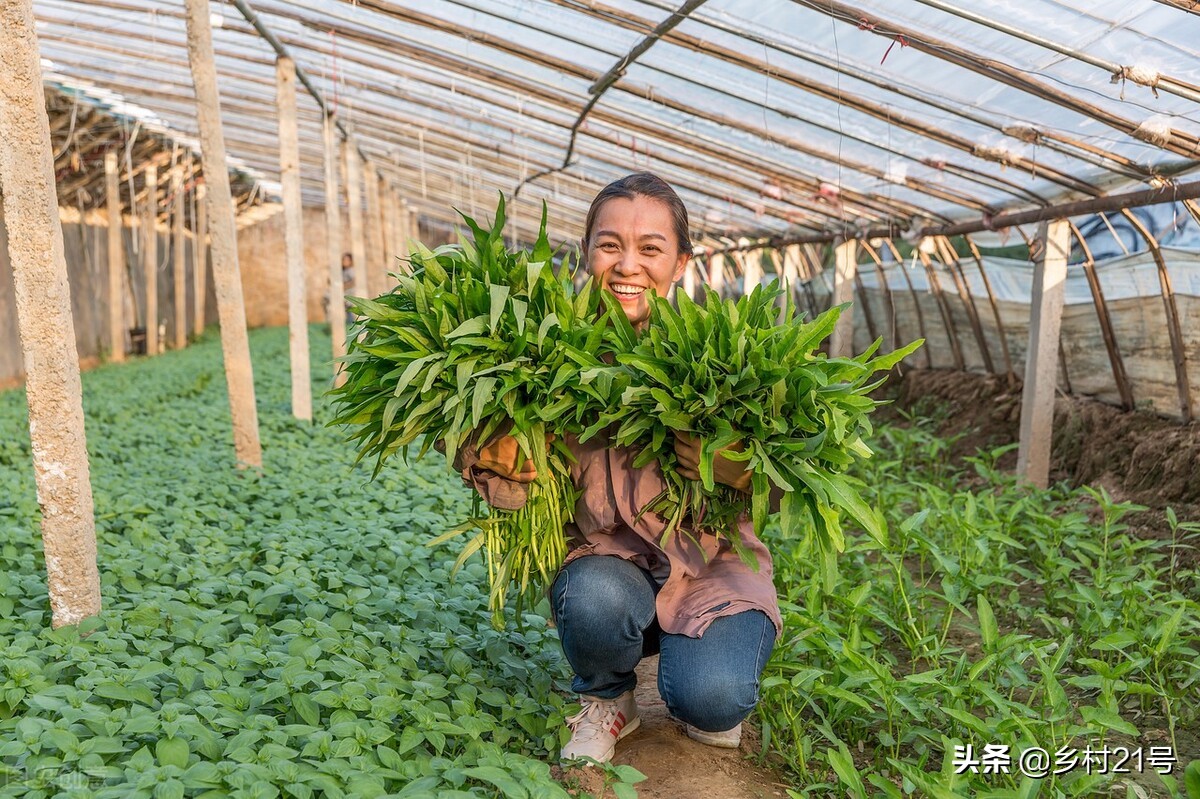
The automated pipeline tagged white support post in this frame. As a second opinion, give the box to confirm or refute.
[1017,219,1071,488]
[276,55,312,421]
[829,238,858,358]
[104,151,126,362]
[322,113,346,387]
[0,0,102,628]
[184,0,262,468]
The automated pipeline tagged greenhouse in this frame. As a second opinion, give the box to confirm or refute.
[1,0,1198,797]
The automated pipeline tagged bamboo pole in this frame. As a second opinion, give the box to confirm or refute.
[963,235,1015,379]
[193,181,208,335]
[935,236,994,373]
[0,0,101,628]
[276,55,312,422]
[184,0,262,468]
[104,151,126,363]
[1017,220,1071,488]
[858,240,897,352]
[1119,208,1193,422]
[323,113,347,387]
[1067,221,1132,411]
[917,246,965,370]
[143,164,159,356]
[171,165,187,350]
[884,240,933,369]
[343,136,367,302]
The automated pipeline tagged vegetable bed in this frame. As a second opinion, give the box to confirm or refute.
[0,327,583,799]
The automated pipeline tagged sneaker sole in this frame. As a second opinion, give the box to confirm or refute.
[685,726,741,749]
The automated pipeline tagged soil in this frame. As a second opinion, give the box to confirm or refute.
[553,657,792,799]
[879,368,1200,567]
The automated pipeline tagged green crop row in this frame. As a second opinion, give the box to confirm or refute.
[0,326,641,799]
[756,409,1200,798]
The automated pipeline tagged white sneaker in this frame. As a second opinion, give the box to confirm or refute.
[685,722,742,749]
[560,690,640,764]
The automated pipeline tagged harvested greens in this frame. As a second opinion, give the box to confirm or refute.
[329,199,621,625]
[595,284,922,587]
[332,196,921,621]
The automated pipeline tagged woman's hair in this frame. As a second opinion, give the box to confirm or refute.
[582,172,693,256]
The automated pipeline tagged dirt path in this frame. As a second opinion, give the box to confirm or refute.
[557,656,792,799]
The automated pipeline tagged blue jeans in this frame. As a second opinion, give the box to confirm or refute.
[550,554,775,732]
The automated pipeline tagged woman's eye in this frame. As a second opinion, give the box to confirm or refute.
[643,246,661,254]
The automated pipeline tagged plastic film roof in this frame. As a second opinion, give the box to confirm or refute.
[32,0,1200,247]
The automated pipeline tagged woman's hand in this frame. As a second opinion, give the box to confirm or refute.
[476,433,555,483]
[673,432,752,494]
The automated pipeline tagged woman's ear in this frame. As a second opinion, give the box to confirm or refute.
[673,253,690,283]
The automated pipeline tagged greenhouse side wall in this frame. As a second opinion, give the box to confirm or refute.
[843,250,1200,420]
[0,205,217,389]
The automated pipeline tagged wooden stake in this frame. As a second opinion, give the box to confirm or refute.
[171,165,187,350]
[184,0,262,468]
[323,113,347,388]
[193,182,208,336]
[365,161,387,296]
[1068,221,1132,411]
[708,252,725,298]
[104,151,126,363]
[917,246,965,370]
[143,163,158,356]
[0,0,101,628]
[343,136,367,302]
[276,55,312,422]
[1119,208,1193,422]
[1017,219,1070,488]
[829,238,857,358]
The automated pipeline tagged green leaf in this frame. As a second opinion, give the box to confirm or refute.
[155,736,190,769]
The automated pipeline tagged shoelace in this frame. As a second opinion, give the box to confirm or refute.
[565,698,619,740]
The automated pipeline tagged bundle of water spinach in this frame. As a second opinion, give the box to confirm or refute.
[598,283,922,588]
[329,198,621,626]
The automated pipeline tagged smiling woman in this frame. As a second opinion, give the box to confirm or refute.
[581,173,693,331]
[465,173,781,768]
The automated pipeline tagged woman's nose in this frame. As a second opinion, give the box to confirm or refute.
[613,251,640,275]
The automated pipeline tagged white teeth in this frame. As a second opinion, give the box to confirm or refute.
[611,285,645,296]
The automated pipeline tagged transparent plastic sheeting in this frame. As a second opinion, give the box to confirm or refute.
[31,0,1200,243]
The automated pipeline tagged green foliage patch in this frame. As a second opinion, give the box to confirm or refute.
[0,327,587,799]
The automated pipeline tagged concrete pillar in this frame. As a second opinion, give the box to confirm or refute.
[829,238,858,358]
[1017,219,1071,488]
[143,164,158,356]
[104,151,125,362]
[323,113,346,387]
[184,0,262,468]
[171,165,186,349]
[740,240,760,294]
[0,0,102,628]
[276,55,312,421]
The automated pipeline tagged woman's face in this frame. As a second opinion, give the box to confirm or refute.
[584,195,689,330]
